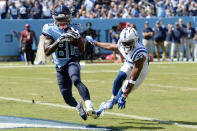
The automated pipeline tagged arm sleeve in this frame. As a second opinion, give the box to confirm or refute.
[42,24,53,38]
[134,52,147,62]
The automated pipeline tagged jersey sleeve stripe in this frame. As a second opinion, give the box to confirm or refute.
[131,50,147,61]
[130,47,146,60]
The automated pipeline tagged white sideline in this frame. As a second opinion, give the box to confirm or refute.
[0,96,197,129]
[0,61,196,69]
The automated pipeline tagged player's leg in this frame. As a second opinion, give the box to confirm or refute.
[104,62,131,110]
[68,61,97,118]
[116,66,149,107]
[56,66,87,120]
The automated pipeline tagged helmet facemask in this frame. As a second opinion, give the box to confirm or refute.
[122,39,136,54]
[53,14,71,30]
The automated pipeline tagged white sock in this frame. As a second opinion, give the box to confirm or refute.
[85,100,94,111]
[110,95,116,100]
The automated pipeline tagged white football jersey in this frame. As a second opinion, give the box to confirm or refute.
[118,41,149,92]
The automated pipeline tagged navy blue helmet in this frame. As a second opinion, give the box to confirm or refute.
[51,5,71,29]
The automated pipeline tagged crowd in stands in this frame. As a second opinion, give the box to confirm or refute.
[0,0,197,19]
[141,18,197,61]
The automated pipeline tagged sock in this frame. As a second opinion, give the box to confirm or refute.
[75,101,80,109]
[85,100,94,111]
[110,95,116,100]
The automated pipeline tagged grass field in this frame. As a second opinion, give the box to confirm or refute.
[0,62,197,131]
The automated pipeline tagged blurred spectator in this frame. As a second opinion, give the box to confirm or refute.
[164,24,173,59]
[110,24,120,59]
[142,21,154,56]
[2,0,197,19]
[18,1,28,19]
[8,2,19,19]
[20,24,38,65]
[188,1,197,16]
[157,0,166,17]
[0,0,6,19]
[184,22,196,61]
[82,22,97,62]
[42,1,51,19]
[171,23,184,61]
[153,20,167,61]
[31,1,42,19]
[130,3,140,17]
[84,0,94,13]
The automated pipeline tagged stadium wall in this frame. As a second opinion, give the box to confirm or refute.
[0,17,196,57]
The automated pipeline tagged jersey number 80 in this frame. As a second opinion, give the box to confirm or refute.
[57,42,75,58]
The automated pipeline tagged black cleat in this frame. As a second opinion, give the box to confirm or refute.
[76,101,87,120]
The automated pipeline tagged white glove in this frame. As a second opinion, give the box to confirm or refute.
[85,36,94,45]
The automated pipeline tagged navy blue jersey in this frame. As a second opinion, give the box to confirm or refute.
[172,28,184,43]
[179,24,186,36]
[185,27,196,39]
[165,29,173,42]
[153,27,165,42]
[142,27,153,40]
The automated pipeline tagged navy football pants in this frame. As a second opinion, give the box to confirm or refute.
[56,61,90,107]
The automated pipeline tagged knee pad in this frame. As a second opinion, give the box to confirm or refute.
[71,75,81,86]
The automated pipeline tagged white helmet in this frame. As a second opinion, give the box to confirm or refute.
[119,27,139,54]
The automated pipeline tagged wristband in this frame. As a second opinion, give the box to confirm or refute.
[128,79,136,85]
[92,40,95,45]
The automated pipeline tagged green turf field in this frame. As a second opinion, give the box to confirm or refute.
[0,62,197,131]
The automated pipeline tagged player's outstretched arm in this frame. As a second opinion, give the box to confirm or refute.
[94,41,118,51]
[86,36,118,51]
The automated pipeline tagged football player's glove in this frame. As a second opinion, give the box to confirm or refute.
[118,96,126,109]
[85,36,94,45]
[57,31,80,43]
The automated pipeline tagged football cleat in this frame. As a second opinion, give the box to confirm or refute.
[96,102,106,117]
[75,101,87,120]
[87,109,98,119]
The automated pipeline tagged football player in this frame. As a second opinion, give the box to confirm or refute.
[86,27,149,116]
[42,5,97,120]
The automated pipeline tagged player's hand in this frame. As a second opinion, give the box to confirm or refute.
[57,31,80,43]
[118,96,126,109]
[85,36,94,45]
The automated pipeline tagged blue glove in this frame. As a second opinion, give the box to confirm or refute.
[85,36,94,44]
[118,96,126,109]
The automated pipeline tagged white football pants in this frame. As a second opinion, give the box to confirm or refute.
[120,61,149,93]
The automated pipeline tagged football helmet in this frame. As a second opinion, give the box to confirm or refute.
[51,5,71,30]
[119,27,139,54]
